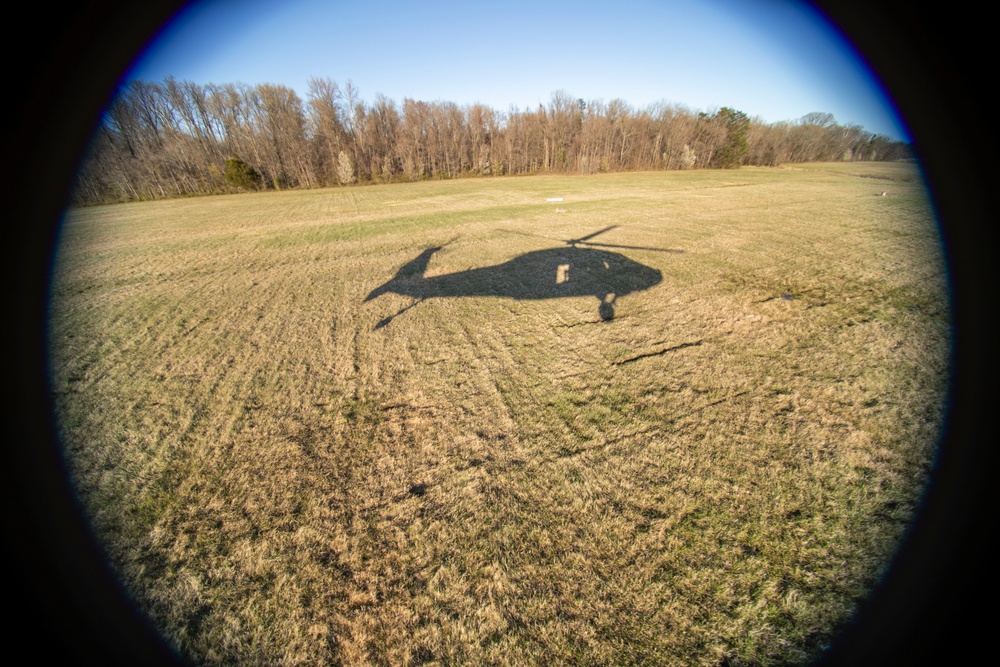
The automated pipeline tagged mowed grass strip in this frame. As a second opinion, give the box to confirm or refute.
[49,163,949,666]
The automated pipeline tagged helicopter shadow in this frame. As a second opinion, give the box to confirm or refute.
[365,242,672,329]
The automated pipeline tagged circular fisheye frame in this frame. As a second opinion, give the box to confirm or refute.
[6,2,991,666]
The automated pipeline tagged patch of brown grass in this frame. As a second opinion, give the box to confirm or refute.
[49,164,949,665]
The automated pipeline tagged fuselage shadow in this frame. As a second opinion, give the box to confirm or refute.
[365,245,669,328]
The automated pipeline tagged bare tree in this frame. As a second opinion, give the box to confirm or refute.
[336,150,355,184]
[306,77,346,185]
[75,77,912,204]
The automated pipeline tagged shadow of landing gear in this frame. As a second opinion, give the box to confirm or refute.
[365,242,671,328]
[599,294,617,321]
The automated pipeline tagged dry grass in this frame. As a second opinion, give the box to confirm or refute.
[49,163,949,666]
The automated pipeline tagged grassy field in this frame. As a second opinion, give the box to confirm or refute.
[49,163,950,666]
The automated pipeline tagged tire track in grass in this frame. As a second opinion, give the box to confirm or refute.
[450,308,596,468]
[455,317,536,436]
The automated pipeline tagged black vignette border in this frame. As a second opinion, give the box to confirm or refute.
[808,1,995,665]
[2,2,993,665]
[4,3,193,666]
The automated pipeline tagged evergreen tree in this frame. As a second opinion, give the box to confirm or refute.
[224,155,262,190]
[714,107,750,168]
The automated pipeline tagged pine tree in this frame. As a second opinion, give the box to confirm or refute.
[224,155,261,190]
[714,108,750,169]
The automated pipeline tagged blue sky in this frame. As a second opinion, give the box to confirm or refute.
[129,0,910,141]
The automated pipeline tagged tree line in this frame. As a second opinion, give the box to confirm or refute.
[74,77,912,205]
